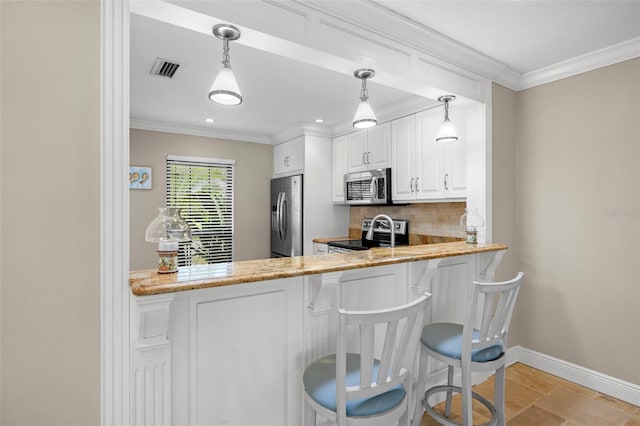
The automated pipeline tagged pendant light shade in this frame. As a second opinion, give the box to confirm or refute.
[352,69,378,129]
[436,95,458,142]
[209,67,242,105]
[209,24,242,106]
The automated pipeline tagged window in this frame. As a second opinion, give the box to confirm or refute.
[166,155,234,266]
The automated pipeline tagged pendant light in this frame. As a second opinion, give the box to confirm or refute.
[436,95,458,142]
[352,69,378,129]
[208,24,242,106]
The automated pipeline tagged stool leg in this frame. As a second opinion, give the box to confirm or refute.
[460,364,473,426]
[444,365,454,418]
[495,365,506,426]
[304,400,316,426]
[412,348,429,426]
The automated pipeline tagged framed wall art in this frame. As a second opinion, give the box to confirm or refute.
[129,166,152,189]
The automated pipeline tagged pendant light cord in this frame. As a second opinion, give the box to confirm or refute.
[222,37,231,68]
[360,78,369,101]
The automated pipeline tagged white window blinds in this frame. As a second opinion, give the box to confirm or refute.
[166,155,234,266]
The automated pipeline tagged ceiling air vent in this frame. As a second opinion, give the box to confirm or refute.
[150,58,181,79]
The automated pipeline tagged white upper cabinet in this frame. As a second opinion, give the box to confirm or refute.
[273,136,304,176]
[367,122,392,170]
[332,134,349,203]
[392,108,467,202]
[416,109,445,199]
[347,122,391,173]
[442,105,467,198]
[347,130,368,172]
[391,115,417,202]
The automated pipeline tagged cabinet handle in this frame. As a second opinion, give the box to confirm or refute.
[362,152,366,165]
[366,152,370,164]
[444,173,449,190]
[410,178,415,192]
[415,177,420,192]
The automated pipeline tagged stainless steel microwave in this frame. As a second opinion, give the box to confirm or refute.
[344,168,393,205]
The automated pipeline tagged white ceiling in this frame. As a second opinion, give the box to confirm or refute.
[130,13,418,140]
[130,1,640,141]
[373,0,640,74]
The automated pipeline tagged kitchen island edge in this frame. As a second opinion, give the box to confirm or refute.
[129,241,508,296]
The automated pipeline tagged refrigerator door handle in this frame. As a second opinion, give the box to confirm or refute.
[273,192,282,233]
[278,192,287,240]
[277,191,284,240]
[281,194,288,239]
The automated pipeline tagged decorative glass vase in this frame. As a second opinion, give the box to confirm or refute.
[145,207,191,273]
[459,208,485,244]
[145,207,191,243]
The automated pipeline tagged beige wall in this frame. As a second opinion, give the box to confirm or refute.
[515,58,640,384]
[130,129,273,270]
[0,1,101,425]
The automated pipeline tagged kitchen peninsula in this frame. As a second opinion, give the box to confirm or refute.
[129,242,507,425]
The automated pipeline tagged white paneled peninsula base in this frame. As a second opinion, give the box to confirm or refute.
[129,242,506,426]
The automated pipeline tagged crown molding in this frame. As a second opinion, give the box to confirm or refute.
[301,1,640,92]
[270,122,333,145]
[129,119,272,144]
[518,36,640,90]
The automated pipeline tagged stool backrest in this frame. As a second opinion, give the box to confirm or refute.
[336,293,429,424]
[464,272,524,356]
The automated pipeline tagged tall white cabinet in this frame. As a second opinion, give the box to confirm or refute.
[331,135,349,203]
[273,130,350,254]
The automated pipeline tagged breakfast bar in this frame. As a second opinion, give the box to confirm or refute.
[129,242,507,425]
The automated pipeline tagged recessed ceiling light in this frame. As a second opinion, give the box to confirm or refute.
[205,118,214,123]
[315,119,324,123]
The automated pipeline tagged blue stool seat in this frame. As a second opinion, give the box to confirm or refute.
[420,322,503,363]
[303,353,405,417]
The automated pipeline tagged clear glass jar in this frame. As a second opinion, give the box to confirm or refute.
[459,208,485,244]
[145,207,191,243]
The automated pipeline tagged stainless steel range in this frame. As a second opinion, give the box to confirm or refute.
[327,218,409,253]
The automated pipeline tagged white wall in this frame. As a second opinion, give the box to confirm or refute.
[515,58,640,384]
[0,1,101,424]
[130,129,273,270]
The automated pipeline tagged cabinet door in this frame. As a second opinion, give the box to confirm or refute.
[443,105,467,198]
[367,122,391,170]
[415,110,445,200]
[285,136,305,173]
[347,130,368,173]
[391,115,416,201]
[332,135,349,202]
[274,137,304,176]
[273,143,287,175]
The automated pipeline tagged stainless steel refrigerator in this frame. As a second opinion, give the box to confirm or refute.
[271,174,303,258]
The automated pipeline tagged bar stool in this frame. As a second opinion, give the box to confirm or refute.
[303,293,430,426]
[418,272,524,426]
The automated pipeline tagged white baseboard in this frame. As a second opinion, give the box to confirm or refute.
[513,346,640,407]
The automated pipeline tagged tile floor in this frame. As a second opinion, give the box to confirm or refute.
[420,363,640,425]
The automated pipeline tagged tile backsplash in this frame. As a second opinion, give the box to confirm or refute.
[349,202,467,240]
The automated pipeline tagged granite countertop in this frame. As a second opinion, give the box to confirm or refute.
[312,237,355,243]
[130,242,507,296]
